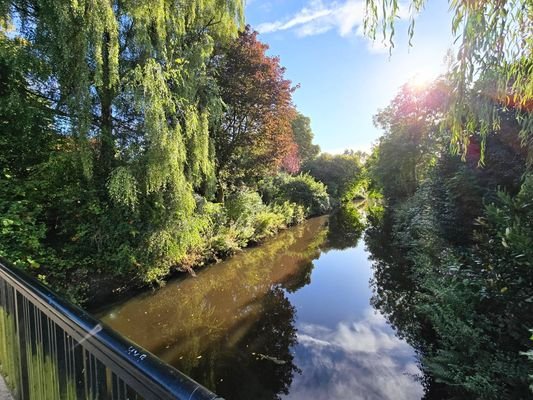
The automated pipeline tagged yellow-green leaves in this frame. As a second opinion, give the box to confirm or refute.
[107,167,139,209]
[2,0,245,291]
[185,106,214,187]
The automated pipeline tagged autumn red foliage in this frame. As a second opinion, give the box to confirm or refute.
[213,25,298,191]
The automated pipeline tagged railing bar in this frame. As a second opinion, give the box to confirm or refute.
[52,317,60,397]
[22,295,28,400]
[17,292,23,400]
[35,302,41,399]
[9,280,164,397]
[90,351,95,399]
[46,315,51,395]
[0,271,157,397]
[122,379,128,400]
[74,337,85,399]
[62,330,69,398]
[35,303,41,399]
[68,334,75,399]
[90,348,95,400]
[92,353,98,398]
[105,366,113,400]
[47,316,52,395]
[83,347,89,400]
[0,263,223,400]
[89,351,94,398]
[116,374,121,400]
[114,372,119,400]
[110,372,115,400]
[22,294,30,400]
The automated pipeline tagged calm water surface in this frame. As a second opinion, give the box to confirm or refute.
[99,214,423,399]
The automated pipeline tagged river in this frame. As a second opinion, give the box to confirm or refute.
[98,209,424,399]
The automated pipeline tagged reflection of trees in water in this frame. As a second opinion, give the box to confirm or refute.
[180,208,370,399]
[282,260,314,293]
[210,286,300,400]
[364,211,447,399]
[103,217,329,400]
[324,203,365,250]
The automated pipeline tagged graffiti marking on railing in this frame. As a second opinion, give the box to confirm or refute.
[127,346,148,362]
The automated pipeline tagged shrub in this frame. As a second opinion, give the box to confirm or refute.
[272,201,306,226]
[225,190,265,223]
[276,174,330,216]
[302,152,363,201]
[253,210,286,241]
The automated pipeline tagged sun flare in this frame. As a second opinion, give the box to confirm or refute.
[407,69,436,90]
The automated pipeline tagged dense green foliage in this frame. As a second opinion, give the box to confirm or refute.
[291,112,320,164]
[303,151,365,202]
[0,0,250,301]
[367,77,532,398]
[0,3,344,303]
[363,3,533,396]
[175,191,308,267]
[259,173,331,217]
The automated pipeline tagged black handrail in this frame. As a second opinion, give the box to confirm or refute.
[0,261,223,400]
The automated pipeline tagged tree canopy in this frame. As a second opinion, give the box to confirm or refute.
[291,112,320,165]
[367,69,531,398]
[364,0,532,162]
[0,0,249,296]
[212,25,298,196]
[303,151,364,202]
[0,3,330,302]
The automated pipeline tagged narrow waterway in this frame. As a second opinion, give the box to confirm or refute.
[99,211,424,399]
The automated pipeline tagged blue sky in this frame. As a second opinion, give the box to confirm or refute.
[245,0,455,153]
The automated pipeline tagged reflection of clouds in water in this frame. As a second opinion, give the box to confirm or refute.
[286,308,423,400]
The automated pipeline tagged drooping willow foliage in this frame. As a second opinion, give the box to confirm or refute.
[0,0,244,286]
[364,0,533,163]
[5,0,243,184]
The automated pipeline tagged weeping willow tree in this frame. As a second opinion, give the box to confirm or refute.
[365,2,533,395]
[364,0,532,163]
[0,0,244,288]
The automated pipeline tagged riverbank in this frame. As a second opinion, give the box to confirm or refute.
[86,198,331,311]
[88,197,367,311]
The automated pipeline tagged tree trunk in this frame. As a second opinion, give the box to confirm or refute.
[99,31,114,181]
[216,184,225,203]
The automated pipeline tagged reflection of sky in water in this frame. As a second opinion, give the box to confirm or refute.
[287,246,373,326]
[284,246,423,400]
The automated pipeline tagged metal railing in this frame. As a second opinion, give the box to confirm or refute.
[0,261,222,400]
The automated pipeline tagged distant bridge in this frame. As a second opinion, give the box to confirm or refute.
[0,261,221,400]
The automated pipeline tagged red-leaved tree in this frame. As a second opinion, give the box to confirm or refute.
[212,25,298,199]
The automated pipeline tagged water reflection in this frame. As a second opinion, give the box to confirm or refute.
[100,207,423,399]
[287,309,422,400]
[325,202,365,250]
[365,210,445,399]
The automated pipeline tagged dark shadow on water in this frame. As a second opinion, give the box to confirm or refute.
[365,209,448,399]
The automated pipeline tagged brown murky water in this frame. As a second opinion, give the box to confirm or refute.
[99,213,423,400]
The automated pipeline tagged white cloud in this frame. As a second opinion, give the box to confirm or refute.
[285,308,424,400]
[257,0,365,38]
[256,0,412,52]
[296,308,409,355]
